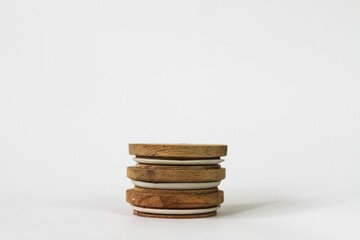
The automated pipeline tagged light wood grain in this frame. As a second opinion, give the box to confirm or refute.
[126,188,224,209]
[129,144,227,158]
[132,186,218,194]
[127,166,225,183]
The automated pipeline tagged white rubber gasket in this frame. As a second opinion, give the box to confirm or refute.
[132,205,220,215]
[133,157,224,165]
[131,180,221,190]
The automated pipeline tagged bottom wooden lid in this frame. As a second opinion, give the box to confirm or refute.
[126,188,224,209]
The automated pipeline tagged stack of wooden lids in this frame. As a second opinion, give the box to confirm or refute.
[126,143,227,218]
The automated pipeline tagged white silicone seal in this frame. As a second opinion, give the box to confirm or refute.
[131,180,221,190]
[133,157,224,165]
[132,205,220,215]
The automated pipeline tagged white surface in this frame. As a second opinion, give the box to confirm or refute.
[131,180,221,190]
[1,0,360,240]
[134,157,224,165]
[132,205,220,215]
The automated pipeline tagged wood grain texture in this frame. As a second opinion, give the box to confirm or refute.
[129,144,227,158]
[127,166,226,183]
[133,210,217,219]
[126,188,224,208]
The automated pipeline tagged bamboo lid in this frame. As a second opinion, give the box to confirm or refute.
[129,144,227,158]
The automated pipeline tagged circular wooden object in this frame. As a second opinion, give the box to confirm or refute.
[133,210,217,219]
[131,180,221,190]
[129,144,227,158]
[126,188,224,208]
[133,157,224,165]
[127,166,226,183]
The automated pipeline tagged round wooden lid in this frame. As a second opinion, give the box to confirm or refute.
[128,143,227,158]
[126,188,224,209]
[127,166,225,183]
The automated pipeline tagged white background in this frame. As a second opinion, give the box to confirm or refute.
[1,0,360,239]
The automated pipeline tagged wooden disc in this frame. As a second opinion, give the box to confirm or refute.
[127,166,225,183]
[126,188,224,209]
[129,144,227,158]
[133,210,217,219]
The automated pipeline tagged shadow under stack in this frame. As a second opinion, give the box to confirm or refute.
[126,144,227,218]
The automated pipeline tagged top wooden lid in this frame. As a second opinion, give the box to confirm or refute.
[128,144,227,158]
